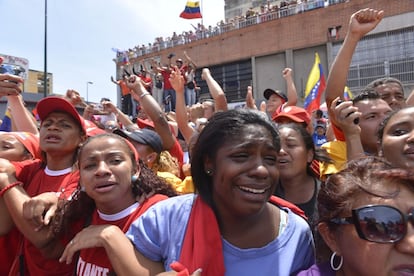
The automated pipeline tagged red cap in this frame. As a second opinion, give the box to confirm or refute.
[36,97,86,133]
[8,132,41,159]
[137,118,155,129]
[272,106,311,126]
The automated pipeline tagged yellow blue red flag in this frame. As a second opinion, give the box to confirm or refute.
[343,86,354,100]
[304,53,326,114]
[180,1,202,19]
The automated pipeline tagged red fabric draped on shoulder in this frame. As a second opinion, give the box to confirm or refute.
[171,195,307,275]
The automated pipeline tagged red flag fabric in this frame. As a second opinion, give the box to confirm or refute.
[180,1,202,19]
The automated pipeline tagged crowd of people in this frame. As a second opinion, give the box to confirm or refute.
[0,7,414,276]
[115,0,346,61]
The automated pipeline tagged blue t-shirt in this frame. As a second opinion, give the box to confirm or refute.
[126,194,315,275]
[313,133,327,148]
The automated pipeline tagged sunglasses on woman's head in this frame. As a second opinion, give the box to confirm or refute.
[330,205,414,243]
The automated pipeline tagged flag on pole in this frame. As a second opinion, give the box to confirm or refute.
[343,86,354,100]
[304,53,326,114]
[180,1,202,19]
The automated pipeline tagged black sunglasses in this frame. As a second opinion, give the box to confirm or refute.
[330,205,414,243]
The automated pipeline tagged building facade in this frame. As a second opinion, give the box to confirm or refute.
[115,0,414,106]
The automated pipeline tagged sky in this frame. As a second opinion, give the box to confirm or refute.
[2,0,225,104]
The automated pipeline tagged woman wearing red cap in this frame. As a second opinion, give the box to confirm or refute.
[0,96,87,275]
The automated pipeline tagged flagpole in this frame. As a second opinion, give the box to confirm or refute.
[44,0,48,98]
[200,0,203,27]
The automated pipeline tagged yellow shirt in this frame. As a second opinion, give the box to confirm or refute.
[320,140,347,179]
[157,171,195,194]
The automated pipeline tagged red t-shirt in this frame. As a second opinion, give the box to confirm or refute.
[0,227,21,275]
[12,159,80,275]
[160,70,173,90]
[75,195,168,276]
[139,75,153,92]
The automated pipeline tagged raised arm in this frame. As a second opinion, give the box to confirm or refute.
[282,68,298,107]
[0,63,39,134]
[170,66,195,143]
[201,68,228,112]
[245,86,258,110]
[150,59,163,74]
[127,75,175,150]
[110,76,119,85]
[7,94,39,134]
[325,9,384,119]
[183,51,198,69]
[103,100,138,131]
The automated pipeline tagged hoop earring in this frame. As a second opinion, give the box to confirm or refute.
[330,252,343,271]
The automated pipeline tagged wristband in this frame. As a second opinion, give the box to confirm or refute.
[0,181,23,197]
[140,92,151,99]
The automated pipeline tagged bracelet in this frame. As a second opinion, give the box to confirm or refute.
[140,92,151,99]
[0,181,23,197]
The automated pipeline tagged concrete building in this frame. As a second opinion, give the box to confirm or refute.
[115,0,414,107]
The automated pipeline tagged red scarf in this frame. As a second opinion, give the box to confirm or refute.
[170,195,306,275]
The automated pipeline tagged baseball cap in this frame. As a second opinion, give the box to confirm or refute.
[36,96,86,133]
[114,128,163,154]
[263,88,288,102]
[272,106,311,126]
[7,132,41,159]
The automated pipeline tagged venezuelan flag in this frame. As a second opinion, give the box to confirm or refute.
[304,53,326,114]
[343,86,354,100]
[180,1,202,19]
